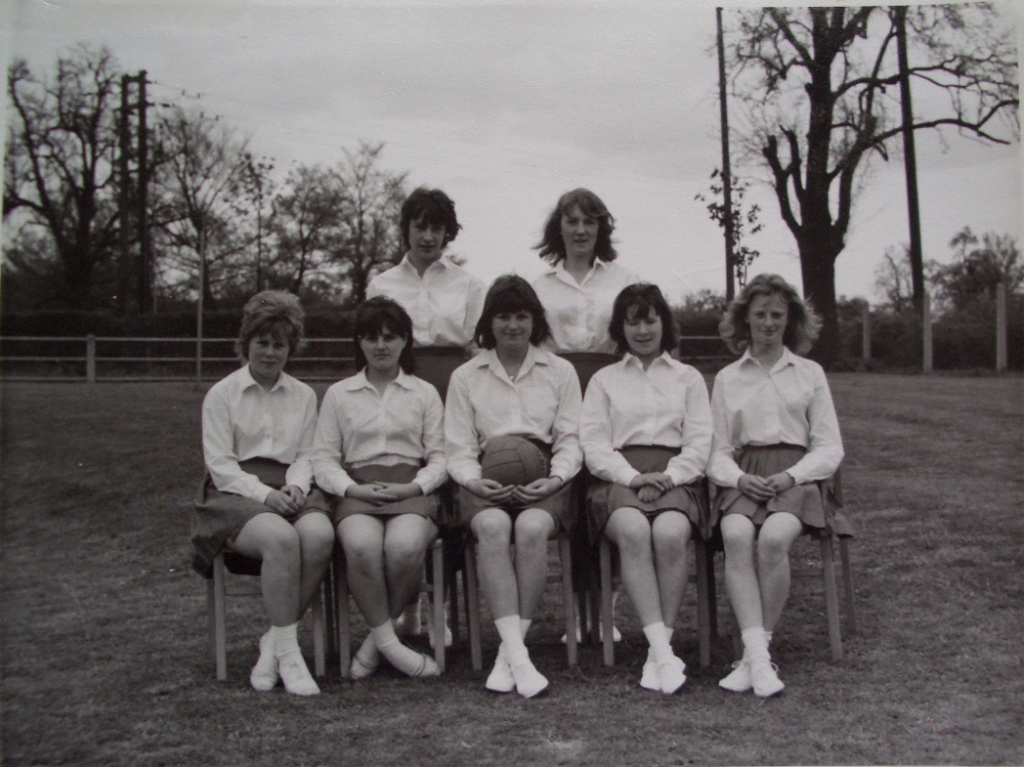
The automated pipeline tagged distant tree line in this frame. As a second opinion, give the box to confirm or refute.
[3,45,409,316]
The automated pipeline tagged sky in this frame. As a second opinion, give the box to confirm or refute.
[3,0,1022,305]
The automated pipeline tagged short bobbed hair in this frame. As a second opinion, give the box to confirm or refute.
[400,187,461,250]
[352,296,416,375]
[719,273,822,356]
[474,275,552,350]
[236,290,305,360]
[534,188,618,265]
[608,283,679,357]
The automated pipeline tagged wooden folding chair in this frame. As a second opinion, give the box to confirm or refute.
[206,551,327,681]
[334,537,447,678]
[463,531,578,670]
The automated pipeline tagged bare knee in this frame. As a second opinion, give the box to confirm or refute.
[384,531,427,572]
[757,531,793,567]
[298,515,335,564]
[610,513,652,559]
[514,513,553,551]
[472,511,511,551]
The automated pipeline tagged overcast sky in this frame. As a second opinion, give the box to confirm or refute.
[4,0,1022,304]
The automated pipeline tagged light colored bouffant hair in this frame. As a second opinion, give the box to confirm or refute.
[719,273,821,356]
[236,290,305,360]
[533,188,618,265]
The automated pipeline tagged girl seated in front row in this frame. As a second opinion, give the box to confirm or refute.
[708,273,849,698]
[445,275,583,698]
[580,283,712,695]
[312,296,447,679]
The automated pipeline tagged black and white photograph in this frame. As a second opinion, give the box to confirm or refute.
[2,1,1021,764]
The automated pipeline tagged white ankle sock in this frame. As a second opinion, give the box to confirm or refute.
[741,626,770,661]
[643,621,674,664]
[495,615,529,666]
[370,620,437,677]
[270,623,301,657]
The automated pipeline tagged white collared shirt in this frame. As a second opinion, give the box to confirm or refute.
[367,255,486,347]
[444,346,583,485]
[580,352,712,487]
[311,369,447,498]
[531,260,638,353]
[707,347,844,487]
[202,365,317,503]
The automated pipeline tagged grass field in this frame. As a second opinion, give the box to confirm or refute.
[1,374,1022,766]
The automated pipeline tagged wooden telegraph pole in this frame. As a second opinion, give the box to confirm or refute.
[716,7,737,301]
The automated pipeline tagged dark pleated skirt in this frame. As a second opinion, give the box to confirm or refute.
[191,457,331,577]
[331,463,440,524]
[586,446,709,544]
[457,440,575,534]
[710,444,852,537]
[415,346,469,403]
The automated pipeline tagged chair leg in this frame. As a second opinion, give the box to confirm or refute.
[820,535,843,661]
[212,553,228,681]
[599,537,614,667]
[431,539,446,672]
[311,585,326,678]
[448,558,461,645]
[335,548,352,679]
[839,537,856,634]
[465,541,483,671]
[559,536,577,667]
[323,557,337,660]
[694,538,711,669]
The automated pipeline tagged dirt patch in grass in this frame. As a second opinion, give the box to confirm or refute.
[2,375,1022,766]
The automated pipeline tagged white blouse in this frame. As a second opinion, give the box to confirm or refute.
[580,352,712,487]
[531,260,638,353]
[202,365,317,503]
[367,255,486,347]
[444,346,583,486]
[311,370,447,498]
[707,347,844,488]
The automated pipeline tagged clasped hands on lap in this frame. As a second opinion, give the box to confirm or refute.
[464,477,562,506]
[628,472,673,503]
[264,485,307,517]
[344,482,423,505]
[737,472,794,502]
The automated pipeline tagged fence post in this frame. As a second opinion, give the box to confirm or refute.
[861,302,871,369]
[996,281,1007,373]
[922,293,933,373]
[86,335,97,383]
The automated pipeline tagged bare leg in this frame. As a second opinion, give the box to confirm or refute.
[383,514,438,620]
[231,512,302,626]
[337,514,389,627]
[513,508,556,621]
[604,507,662,627]
[720,514,763,632]
[470,508,518,619]
[294,512,335,616]
[651,511,692,630]
[756,512,803,633]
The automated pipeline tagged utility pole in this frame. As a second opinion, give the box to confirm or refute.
[136,71,152,314]
[116,71,153,315]
[895,7,925,316]
[716,7,737,301]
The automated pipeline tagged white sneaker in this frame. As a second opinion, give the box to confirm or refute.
[718,659,752,693]
[510,659,549,699]
[250,631,278,692]
[640,661,660,691]
[656,656,687,695]
[750,657,784,698]
[277,651,320,696]
[485,645,515,693]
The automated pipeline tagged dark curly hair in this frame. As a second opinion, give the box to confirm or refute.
[236,290,305,360]
[474,275,552,350]
[607,283,679,357]
[719,273,822,355]
[352,296,416,374]
[400,187,462,250]
[533,188,617,265]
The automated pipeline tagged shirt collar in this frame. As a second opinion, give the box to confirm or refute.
[240,364,292,393]
[343,368,415,391]
[477,345,547,379]
[549,259,607,287]
[400,253,451,276]
[739,346,796,372]
[622,350,673,371]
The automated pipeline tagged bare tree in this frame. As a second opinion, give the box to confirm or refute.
[932,226,1022,313]
[4,45,122,309]
[726,5,1018,365]
[873,245,916,313]
[328,142,407,306]
[152,107,253,310]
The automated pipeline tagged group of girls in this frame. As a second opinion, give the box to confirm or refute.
[191,186,849,701]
